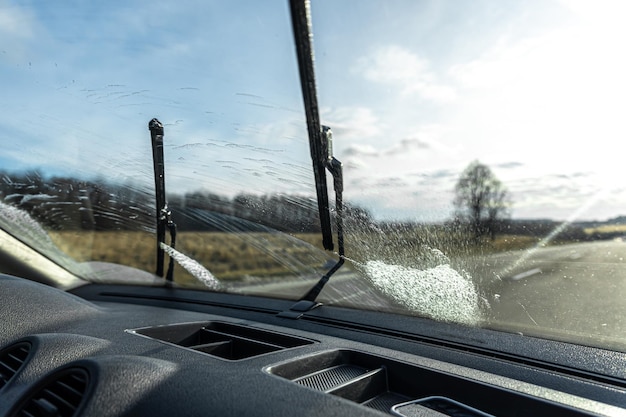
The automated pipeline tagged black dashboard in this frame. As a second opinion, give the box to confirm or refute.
[1,274,625,417]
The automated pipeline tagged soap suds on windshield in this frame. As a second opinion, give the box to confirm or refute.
[362,250,485,326]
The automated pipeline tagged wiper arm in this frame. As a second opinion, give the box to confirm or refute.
[300,127,344,302]
[289,0,333,252]
[149,118,177,282]
[278,127,345,319]
[278,1,347,319]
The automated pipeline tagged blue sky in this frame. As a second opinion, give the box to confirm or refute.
[2,0,626,222]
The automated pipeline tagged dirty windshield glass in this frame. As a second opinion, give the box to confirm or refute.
[0,0,331,285]
[2,0,626,351]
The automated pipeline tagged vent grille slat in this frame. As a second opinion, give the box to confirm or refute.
[295,365,367,391]
[45,380,85,406]
[1,361,18,376]
[40,387,78,414]
[363,392,410,413]
[0,342,31,390]
[16,368,89,417]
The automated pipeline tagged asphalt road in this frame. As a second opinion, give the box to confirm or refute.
[240,239,626,349]
[462,239,626,347]
[239,268,397,311]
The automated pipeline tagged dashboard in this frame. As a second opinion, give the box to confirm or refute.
[0,273,625,417]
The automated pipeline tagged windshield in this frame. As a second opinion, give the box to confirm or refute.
[2,0,626,351]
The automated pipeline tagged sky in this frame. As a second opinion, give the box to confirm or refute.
[2,0,626,222]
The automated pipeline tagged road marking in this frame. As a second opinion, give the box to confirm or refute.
[511,267,542,281]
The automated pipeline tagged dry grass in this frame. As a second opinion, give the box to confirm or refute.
[49,231,329,287]
[489,235,541,252]
[48,230,543,287]
[584,224,626,235]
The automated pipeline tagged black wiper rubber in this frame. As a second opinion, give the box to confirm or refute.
[149,118,177,282]
[278,0,348,318]
[289,0,334,251]
[149,118,167,277]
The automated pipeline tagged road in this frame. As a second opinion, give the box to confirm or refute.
[461,239,626,347]
[240,239,626,349]
[238,268,397,311]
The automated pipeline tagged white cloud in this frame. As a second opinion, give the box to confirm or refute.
[448,36,539,90]
[360,45,431,85]
[0,1,38,62]
[355,45,456,103]
[557,0,626,27]
[385,137,431,155]
[343,144,379,157]
[341,136,433,163]
[321,107,383,140]
[0,2,35,39]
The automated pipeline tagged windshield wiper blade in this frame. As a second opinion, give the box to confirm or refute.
[289,0,333,252]
[278,1,347,319]
[149,119,166,277]
[149,118,177,282]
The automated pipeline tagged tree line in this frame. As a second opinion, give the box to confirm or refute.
[0,167,606,244]
[0,170,371,234]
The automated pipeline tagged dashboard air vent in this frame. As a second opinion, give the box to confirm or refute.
[0,342,31,390]
[14,368,89,417]
[130,321,314,361]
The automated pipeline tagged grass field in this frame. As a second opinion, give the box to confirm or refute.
[584,224,626,235]
[49,231,329,287]
[47,228,553,288]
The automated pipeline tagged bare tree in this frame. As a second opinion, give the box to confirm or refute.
[454,161,510,241]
